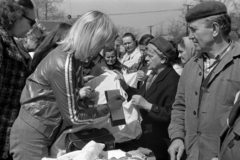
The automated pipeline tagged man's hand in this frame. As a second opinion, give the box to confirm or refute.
[137,70,147,82]
[107,95,125,110]
[79,86,93,99]
[115,74,129,91]
[132,95,152,111]
[168,139,185,160]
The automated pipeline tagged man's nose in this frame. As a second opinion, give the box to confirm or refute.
[188,31,194,40]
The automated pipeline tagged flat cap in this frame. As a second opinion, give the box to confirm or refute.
[149,36,176,62]
[185,1,227,23]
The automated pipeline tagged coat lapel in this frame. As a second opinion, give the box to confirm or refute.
[145,65,173,98]
[208,43,239,86]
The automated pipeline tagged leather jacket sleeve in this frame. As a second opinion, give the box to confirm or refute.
[49,53,110,126]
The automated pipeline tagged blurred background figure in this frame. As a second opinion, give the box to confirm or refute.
[169,40,182,75]
[114,35,122,59]
[177,36,197,66]
[23,23,46,58]
[0,0,35,159]
[138,34,155,55]
[29,22,72,73]
[91,46,122,76]
[121,32,141,68]
[128,34,155,88]
[119,44,126,60]
[129,34,154,72]
[169,36,198,75]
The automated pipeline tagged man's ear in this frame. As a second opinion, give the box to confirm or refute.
[161,57,168,64]
[212,22,220,37]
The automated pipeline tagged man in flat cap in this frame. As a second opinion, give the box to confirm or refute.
[168,1,240,160]
[117,36,179,160]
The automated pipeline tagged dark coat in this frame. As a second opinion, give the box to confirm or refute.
[0,27,30,159]
[219,98,240,160]
[127,65,179,159]
[219,118,240,160]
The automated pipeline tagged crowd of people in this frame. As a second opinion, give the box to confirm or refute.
[0,0,240,160]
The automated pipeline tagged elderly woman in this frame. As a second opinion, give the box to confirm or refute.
[116,37,179,160]
[90,46,123,76]
[10,11,124,160]
[0,0,35,159]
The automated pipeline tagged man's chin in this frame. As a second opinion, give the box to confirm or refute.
[107,63,114,66]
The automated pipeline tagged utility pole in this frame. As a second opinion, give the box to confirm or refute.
[148,25,153,35]
[183,4,194,36]
[45,0,48,20]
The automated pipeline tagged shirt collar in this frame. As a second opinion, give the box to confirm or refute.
[128,47,140,59]
[195,40,233,61]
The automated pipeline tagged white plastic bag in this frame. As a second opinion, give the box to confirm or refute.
[43,141,104,160]
[85,70,142,142]
[50,70,142,158]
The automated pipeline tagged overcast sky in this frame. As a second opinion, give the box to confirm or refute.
[60,0,198,35]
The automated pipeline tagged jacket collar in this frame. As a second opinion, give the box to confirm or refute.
[145,65,173,98]
[194,41,240,86]
[122,47,140,62]
[193,41,240,62]
[0,26,26,63]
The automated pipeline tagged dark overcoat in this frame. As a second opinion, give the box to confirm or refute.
[0,27,30,159]
[127,65,179,159]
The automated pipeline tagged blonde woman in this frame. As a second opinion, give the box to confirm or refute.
[10,11,124,160]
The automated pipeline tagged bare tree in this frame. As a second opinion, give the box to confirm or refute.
[167,19,185,39]
[32,0,66,20]
[154,22,165,37]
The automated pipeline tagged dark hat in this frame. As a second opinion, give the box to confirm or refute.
[185,1,227,23]
[149,36,176,62]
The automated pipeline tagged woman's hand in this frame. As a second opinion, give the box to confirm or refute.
[115,74,129,91]
[79,86,94,99]
[83,75,95,82]
[131,95,152,111]
[136,70,147,82]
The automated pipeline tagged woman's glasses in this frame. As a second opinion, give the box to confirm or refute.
[22,15,36,27]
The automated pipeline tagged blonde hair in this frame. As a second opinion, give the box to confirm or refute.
[59,11,118,60]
